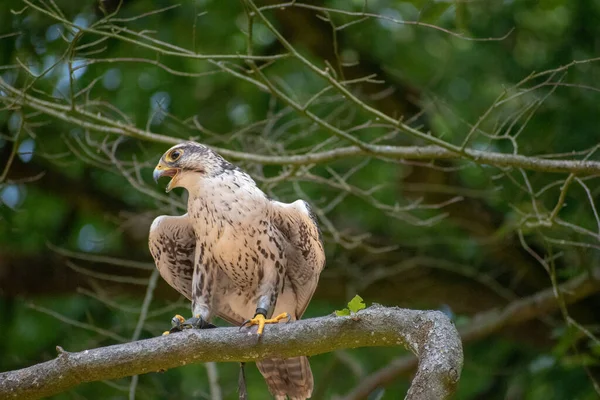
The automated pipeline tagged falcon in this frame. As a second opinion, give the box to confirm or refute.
[149,141,325,399]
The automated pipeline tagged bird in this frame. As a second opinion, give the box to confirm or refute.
[149,141,325,399]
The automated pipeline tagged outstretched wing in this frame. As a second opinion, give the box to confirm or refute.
[148,214,195,300]
[272,200,325,319]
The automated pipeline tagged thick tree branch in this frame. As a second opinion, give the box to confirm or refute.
[0,306,462,400]
[343,268,600,400]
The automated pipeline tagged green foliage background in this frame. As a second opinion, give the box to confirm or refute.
[1,0,600,399]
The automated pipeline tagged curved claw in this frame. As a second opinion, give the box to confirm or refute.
[239,318,253,331]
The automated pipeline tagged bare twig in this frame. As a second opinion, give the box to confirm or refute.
[129,269,160,400]
[205,362,223,400]
[1,77,599,175]
[27,304,128,343]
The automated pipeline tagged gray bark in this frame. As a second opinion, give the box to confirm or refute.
[0,305,463,400]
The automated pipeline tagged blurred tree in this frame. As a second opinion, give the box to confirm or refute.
[1,0,600,399]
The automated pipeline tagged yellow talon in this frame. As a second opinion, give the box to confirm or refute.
[162,331,170,336]
[174,314,185,324]
[242,312,290,335]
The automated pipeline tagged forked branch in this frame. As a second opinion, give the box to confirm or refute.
[0,306,463,400]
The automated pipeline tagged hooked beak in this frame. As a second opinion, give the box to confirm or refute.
[153,163,180,192]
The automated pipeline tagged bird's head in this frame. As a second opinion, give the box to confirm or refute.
[153,142,231,192]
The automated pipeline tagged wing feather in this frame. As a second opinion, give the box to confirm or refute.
[149,213,246,324]
[148,214,196,300]
[272,200,325,319]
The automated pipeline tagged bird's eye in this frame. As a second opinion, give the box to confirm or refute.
[168,149,182,162]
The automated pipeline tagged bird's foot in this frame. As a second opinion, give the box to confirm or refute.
[240,312,290,336]
[163,314,216,335]
[182,315,217,330]
[162,314,185,335]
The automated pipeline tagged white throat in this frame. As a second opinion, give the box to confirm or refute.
[181,170,269,224]
[175,171,205,194]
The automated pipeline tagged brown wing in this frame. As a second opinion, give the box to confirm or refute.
[271,199,325,319]
[148,214,196,300]
[149,213,247,325]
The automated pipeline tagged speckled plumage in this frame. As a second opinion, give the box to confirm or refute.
[149,142,325,399]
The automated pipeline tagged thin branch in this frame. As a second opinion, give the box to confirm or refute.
[48,242,154,270]
[1,78,599,175]
[130,270,160,341]
[205,362,223,400]
[27,304,128,343]
[258,2,513,42]
[0,112,23,184]
[22,0,289,62]
[65,261,151,285]
[128,269,160,400]
[244,0,472,156]
[0,306,463,400]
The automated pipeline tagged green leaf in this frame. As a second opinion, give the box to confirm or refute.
[335,308,351,317]
[347,295,366,313]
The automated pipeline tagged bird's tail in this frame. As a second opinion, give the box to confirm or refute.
[256,356,313,399]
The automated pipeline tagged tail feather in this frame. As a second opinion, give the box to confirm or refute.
[256,356,313,399]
